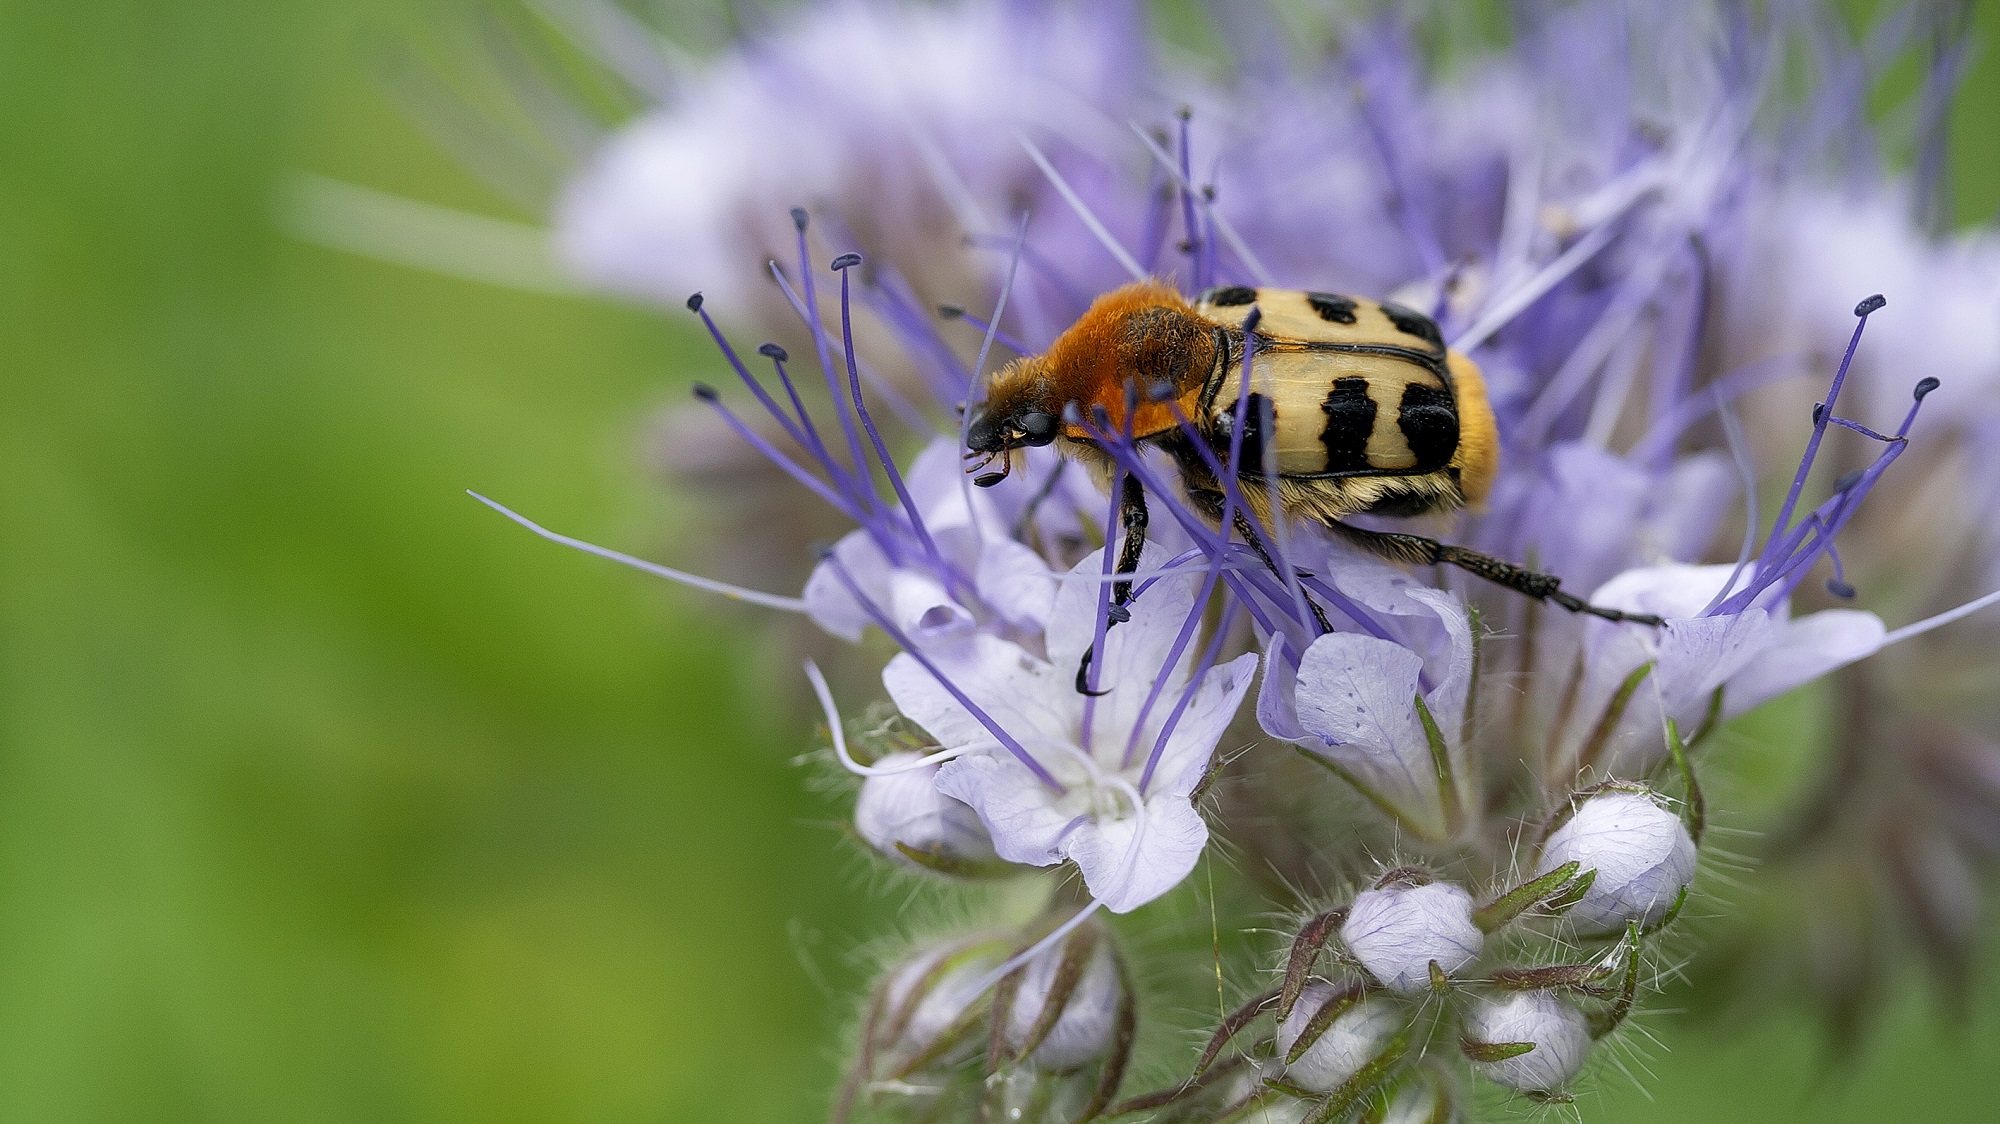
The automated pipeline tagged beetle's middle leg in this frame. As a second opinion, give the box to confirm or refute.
[1325,522,1665,626]
[1182,482,1335,634]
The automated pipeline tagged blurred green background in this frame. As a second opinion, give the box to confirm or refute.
[3,1,1998,1121]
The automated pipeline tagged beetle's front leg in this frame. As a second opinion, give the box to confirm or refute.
[1109,472,1149,623]
[1075,474,1151,696]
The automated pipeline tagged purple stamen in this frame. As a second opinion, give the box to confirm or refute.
[1140,597,1245,794]
[1713,372,1937,615]
[964,235,1094,313]
[939,304,1034,357]
[688,295,846,490]
[788,210,885,524]
[1760,294,1883,566]
[755,341,841,483]
[1176,109,1202,282]
[833,256,977,603]
[1121,550,1229,770]
[820,553,1065,793]
[866,272,971,397]
[691,384,861,520]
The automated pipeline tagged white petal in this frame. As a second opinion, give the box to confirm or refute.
[1256,634,1309,742]
[1293,632,1441,827]
[1464,991,1591,1092]
[976,536,1060,631]
[882,636,1075,754]
[1725,609,1886,716]
[1062,794,1208,913]
[934,752,1073,868]
[854,753,998,865]
[802,531,889,642]
[1141,652,1259,799]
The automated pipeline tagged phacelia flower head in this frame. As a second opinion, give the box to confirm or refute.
[450,1,2000,1117]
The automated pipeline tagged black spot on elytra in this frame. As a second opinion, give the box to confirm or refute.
[1318,377,1377,473]
[1214,392,1273,473]
[1305,292,1359,325]
[1381,301,1444,349]
[1205,286,1258,307]
[1397,382,1459,471]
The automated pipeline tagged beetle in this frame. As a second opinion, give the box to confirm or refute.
[963,280,1661,642]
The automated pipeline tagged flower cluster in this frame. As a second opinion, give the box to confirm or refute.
[461,0,2000,1118]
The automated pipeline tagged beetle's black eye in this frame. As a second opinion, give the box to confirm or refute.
[1018,411,1058,446]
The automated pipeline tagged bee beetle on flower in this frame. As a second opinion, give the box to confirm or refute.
[965,280,1663,636]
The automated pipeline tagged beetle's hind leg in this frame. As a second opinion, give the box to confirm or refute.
[1325,522,1665,627]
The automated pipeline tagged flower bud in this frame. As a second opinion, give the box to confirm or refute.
[1538,789,1695,935]
[854,753,998,868]
[1462,991,1590,1092]
[1004,936,1123,1071]
[1274,983,1405,1094]
[1379,1075,1448,1124]
[1342,880,1483,992]
[879,938,1006,1066]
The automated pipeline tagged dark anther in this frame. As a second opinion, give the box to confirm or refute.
[1176,239,1194,253]
[1854,293,1887,317]
[1914,376,1941,400]
[830,252,862,271]
[692,383,719,402]
[973,471,1007,488]
[1833,468,1867,493]
[1175,105,1192,121]
[1148,380,1175,401]
[1106,604,1131,624]
[790,207,809,231]
[812,542,835,560]
[1812,403,1826,425]
[1061,402,1086,426]
[758,343,788,361]
[1827,579,1857,599]
[937,304,965,320]
[686,292,704,312]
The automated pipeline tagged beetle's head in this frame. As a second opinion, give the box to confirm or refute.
[964,362,1061,485]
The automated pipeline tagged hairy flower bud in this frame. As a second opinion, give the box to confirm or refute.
[1274,983,1404,1094]
[1539,789,1696,935]
[1342,880,1483,991]
[1462,991,1591,1092]
[853,753,998,868]
[1004,937,1123,1071]
[880,939,1006,1066]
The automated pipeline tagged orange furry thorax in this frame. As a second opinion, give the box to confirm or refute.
[985,280,1216,441]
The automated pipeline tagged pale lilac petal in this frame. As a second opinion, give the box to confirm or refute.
[975,537,1060,631]
[934,752,1074,868]
[1144,652,1259,798]
[1256,634,1309,742]
[1293,632,1440,826]
[1062,795,1208,913]
[1726,609,1887,716]
[882,637,1074,752]
[803,531,890,642]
